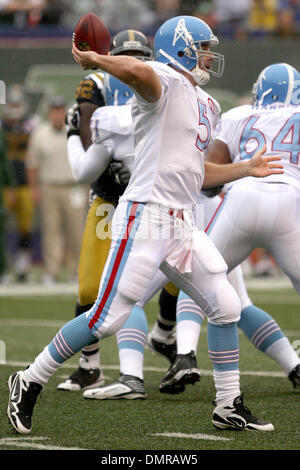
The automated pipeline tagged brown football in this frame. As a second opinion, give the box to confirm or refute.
[73,13,111,55]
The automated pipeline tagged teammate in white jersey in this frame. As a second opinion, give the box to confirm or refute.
[7,16,283,434]
[162,190,300,393]
[208,62,300,291]
[166,63,300,395]
[68,76,135,186]
[207,62,300,389]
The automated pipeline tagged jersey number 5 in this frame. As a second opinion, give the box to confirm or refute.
[196,102,211,151]
[240,113,300,165]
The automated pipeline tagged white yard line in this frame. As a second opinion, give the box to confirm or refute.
[246,277,293,290]
[0,277,294,297]
[151,432,232,442]
[0,319,67,328]
[1,360,288,378]
[1,318,299,339]
[0,318,299,337]
[0,434,230,450]
[0,436,86,450]
[246,295,299,305]
[0,283,78,297]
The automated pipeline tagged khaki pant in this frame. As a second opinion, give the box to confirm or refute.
[3,185,34,235]
[41,184,88,279]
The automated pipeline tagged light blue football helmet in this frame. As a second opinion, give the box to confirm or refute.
[252,63,300,107]
[154,15,224,86]
[104,74,133,106]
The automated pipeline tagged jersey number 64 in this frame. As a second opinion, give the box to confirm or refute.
[240,113,300,165]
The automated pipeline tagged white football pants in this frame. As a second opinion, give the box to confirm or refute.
[208,181,300,293]
[86,200,241,339]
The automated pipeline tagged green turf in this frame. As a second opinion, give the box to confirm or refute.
[0,288,299,451]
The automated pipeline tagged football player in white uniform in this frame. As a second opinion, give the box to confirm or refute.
[64,74,151,398]
[7,16,282,434]
[207,62,300,388]
[65,72,298,402]
[57,30,179,395]
[163,63,300,394]
[162,190,300,393]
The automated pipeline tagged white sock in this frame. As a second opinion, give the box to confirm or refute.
[177,320,201,355]
[151,320,175,341]
[119,349,144,380]
[213,370,241,405]
[23,346,61,386]
[265,337,300,375]
[79,347,100,370]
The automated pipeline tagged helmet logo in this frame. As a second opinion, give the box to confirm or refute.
[257,70,267,91]
[172,18,193,47]
[123,41,142,47]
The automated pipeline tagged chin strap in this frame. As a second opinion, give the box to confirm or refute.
[192,63,210,86]
[158,49,210,86]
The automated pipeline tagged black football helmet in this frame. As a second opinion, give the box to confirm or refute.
[110,29,153,60]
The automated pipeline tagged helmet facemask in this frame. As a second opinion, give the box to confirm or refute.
[159,42,224,86]
[184,37,224,85]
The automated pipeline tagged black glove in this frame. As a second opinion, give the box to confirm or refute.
[65,103,80,138]
[201,185,224,198]
[108,160,131,185]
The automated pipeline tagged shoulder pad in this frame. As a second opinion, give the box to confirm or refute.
[91,105,132,136]
[221,105,252,121]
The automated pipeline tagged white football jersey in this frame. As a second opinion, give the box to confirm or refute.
[119,61,221,209]
[90,104,135,173]
[216,104,300,191]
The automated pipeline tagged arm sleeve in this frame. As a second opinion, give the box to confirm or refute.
[75,74,105,150]
[67,135,112,183]
[133,62,170,109]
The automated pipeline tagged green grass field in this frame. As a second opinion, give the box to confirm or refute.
[0,286,299,453]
